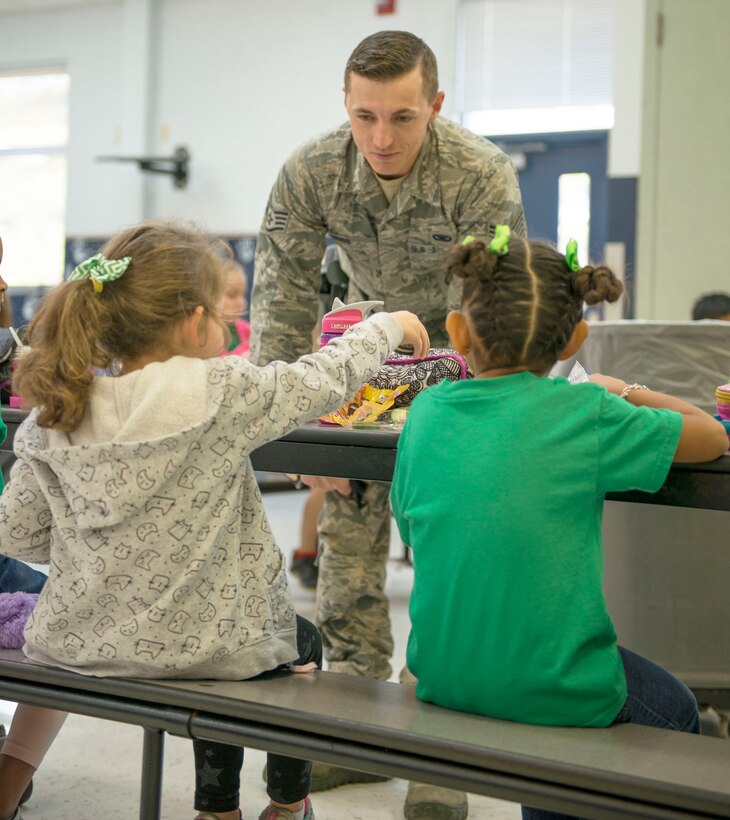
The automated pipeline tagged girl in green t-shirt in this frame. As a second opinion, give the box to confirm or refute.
[391,227,728,820]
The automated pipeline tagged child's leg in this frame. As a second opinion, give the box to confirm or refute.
[521,646,700,819]
[0,704,66,818]
[290,488,325,591]
[613,645,700,733]
[265,615,322,811]
[0,556,47,593]
[194,617,322,818]
[192,739,243,818]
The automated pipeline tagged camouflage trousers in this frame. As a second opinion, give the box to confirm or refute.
[314,481,394,681]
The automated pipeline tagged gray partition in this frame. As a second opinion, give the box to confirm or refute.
[603,502,730,693]
[574,321,730,714]
[559,319,730,413]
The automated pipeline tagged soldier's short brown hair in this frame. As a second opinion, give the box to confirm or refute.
[344,31,439,102]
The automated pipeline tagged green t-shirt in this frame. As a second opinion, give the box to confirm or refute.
[390,372,682,727]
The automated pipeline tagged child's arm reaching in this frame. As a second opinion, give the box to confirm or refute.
[589,374,728,463]
[224,310,430,452]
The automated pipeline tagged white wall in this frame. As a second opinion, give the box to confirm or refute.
[0,3,143,235]
[1,0,461,235]
[636,0,730,319]
[2,0,645,237]
[150,0,461,232]
[608,0,645,177]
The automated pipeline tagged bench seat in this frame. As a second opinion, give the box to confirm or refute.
[1,649,729,819]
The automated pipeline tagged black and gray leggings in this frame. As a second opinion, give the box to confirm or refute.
[193,615,322,813]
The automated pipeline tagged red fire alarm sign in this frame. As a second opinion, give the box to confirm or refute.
[376,0,396,14]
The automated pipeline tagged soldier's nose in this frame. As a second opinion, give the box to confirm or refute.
[372,126,393,149]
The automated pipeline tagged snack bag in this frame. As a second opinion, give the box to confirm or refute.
[319,383,410,426]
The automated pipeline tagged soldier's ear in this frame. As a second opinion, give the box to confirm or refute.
[430,91,445,120]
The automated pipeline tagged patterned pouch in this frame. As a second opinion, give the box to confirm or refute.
[368,348,471,408]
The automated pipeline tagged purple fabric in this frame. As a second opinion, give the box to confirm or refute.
[0,591,38,648]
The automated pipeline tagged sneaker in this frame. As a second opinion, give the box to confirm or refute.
[404,782,469,819]
[258,796,314,819]
[262,761,390,793]
[290,552,318,590]
[309,762,390,792]
[0,727,33,806]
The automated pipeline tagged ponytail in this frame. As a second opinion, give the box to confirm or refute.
[14,280,111,431]
[448,234,625,373]
[572,264,624,306]
[13,220,229,431]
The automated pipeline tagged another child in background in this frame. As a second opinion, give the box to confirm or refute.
[289,487,325,590]
[0,233,65,820]
[0,220,429,820]
[691,291,730,321]
[221,259,251,357]
[0,235,46,594]
[0,235,11,329]
[0,708,66,820]
[390,228,728,820]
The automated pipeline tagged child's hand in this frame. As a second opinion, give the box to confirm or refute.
[291,662,318,673]
[588,373,627,396]
[299,475,351,495]
[390,311,430,359]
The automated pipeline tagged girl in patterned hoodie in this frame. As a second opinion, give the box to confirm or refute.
[0,220,428,820]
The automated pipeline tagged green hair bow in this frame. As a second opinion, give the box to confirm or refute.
[565,239,581,272]
[69,252,131,293]
[488,224,510,256]
[462,224,511,256]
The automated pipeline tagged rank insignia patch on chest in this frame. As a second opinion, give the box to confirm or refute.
[265,207,289,232]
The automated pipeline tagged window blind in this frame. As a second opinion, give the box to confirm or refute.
[457,0,615,134]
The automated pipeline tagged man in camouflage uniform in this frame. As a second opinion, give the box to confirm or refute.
[250,30,524,819]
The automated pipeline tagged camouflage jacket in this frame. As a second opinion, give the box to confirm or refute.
[250,116,525,364]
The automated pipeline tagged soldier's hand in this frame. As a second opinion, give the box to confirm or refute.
[299,475,352,495]
[390,311,430,359]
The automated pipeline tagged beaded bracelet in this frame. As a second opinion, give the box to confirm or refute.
[620,383,649,401]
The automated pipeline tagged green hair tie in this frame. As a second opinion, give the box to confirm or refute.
[487,224,510,256]
[565,239,581,272]
[69,252,132,293]
[462,235,476,246]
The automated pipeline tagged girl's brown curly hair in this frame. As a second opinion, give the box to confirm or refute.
[14,221,230,431]
[447,235,624,374]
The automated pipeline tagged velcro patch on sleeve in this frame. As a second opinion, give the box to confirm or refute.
[265,207,289,232]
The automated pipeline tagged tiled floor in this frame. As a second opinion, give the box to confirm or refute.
[1,489,519,819]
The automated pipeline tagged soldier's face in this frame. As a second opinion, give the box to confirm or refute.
[344,67,444,180]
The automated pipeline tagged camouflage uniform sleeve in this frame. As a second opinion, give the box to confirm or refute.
[249,150,328,366]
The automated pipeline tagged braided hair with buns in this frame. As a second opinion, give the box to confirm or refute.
[447,233,624,374]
